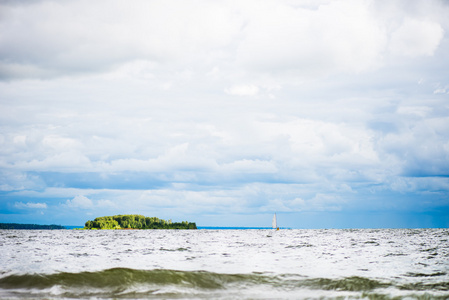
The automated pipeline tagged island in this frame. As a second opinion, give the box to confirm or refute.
[0,223,65,230]
[84,214,197,230]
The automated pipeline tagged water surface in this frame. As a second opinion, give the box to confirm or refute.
[1,229,448,299]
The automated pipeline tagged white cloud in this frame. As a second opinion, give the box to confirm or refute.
[225,84,259,97]
[397,106,432,117]
[262,194,343,213]
[0,0,449,227]
[65,195,94,209]
[388,18,444,57]
[0,0,243,79]
[221,159,277,174]
[14,201,47,209]
[17,152,92,172]
[433,84,449,94]
[0,171,44,192]
[235,0,387,75]
[96,199,117,208]
[2,0,445,82]
[42,135,80,150]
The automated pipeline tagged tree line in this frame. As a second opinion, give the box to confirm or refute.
[84,214,197,230]
[0,223,65,230]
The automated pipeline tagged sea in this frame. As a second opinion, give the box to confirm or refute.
[0,228,448,299]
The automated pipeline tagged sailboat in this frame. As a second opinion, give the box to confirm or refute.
[272,213,279,231]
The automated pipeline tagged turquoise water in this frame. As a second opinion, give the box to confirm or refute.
[1,229,448,299]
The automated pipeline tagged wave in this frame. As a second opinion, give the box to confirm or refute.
[1,268,448,299]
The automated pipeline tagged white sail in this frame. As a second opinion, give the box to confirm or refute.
[272,213,277,229]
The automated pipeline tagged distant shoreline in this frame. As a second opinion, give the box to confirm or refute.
[0,224,278,230]
[71,226,277,230]
[0,223,65,230]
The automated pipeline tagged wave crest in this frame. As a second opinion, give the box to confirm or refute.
[1,268,448,299]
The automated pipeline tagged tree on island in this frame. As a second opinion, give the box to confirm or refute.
[84,214,197,230]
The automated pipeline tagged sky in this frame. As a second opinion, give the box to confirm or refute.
[0,0,448,228]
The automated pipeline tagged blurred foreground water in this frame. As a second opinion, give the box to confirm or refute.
[1,228,448,299]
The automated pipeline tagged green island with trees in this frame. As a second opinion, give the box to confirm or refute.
[84,214,197,230]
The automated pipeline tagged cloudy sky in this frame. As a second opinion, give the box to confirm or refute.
[1,0,448,228]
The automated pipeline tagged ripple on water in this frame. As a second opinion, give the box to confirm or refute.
[0,229,448,299]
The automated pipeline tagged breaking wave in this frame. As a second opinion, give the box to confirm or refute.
[1,268,448,299]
